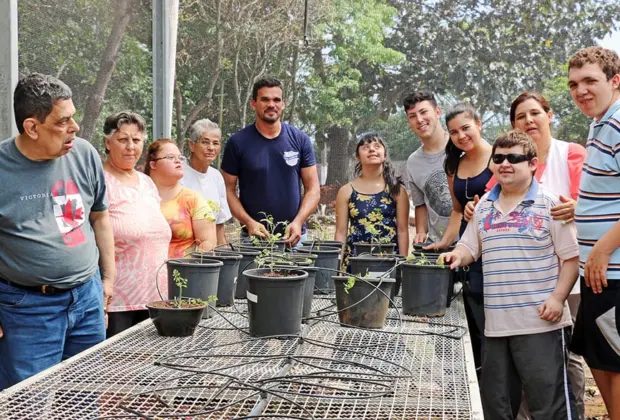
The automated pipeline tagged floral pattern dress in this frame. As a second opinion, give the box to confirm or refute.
[344,184,398,270]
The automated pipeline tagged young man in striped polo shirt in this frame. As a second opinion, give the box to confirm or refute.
[441,130,580,419]
[568,46,620,419]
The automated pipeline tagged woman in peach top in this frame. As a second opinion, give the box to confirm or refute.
[145,139,217,258]
[102,111,172,337]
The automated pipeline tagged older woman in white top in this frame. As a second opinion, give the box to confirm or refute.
[181,119,232,246]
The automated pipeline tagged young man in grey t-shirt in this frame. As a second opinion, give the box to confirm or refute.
[403,91,452,243]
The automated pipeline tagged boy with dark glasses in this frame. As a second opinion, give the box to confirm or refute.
[441,130,580,419]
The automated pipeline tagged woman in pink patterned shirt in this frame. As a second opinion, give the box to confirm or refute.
[102,112,172,337]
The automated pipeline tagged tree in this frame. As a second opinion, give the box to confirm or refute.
[299,0,404,185]
[18,0,153,151]
[388,0,620,117]
[79,0,140,142]
[173,0,330,152]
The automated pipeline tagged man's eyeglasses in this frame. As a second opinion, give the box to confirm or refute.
[491,153,530,165]
[153,154,187,163]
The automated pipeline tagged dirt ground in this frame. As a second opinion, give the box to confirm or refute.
[585,365,608,419]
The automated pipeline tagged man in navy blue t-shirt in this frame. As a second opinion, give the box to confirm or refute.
[221,77,320,246]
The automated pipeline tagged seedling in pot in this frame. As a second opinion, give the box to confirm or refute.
[171,269,217,308]
[405,253,445,267]
[308,219,331,250]
[344,276,356,294]
[343,271,373,294]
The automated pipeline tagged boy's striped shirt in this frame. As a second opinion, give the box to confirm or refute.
[574,99,620,279]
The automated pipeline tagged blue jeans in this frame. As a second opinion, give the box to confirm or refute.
[0,271,105,390]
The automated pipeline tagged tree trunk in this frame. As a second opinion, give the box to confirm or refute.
[174,79,184,149]
[285,45,299,125]
[178,0,223,141]
[79,0,134,143]
[324,126,353,186]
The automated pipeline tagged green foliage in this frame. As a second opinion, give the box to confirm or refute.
[343,276,356,294]
[406,253,445,267]
[19,0,153,151]
[302,0,404,132]
[390,0,620,118]
[253,212,289,273]
[17,0,616,169]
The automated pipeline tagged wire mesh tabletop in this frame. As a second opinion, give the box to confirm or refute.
[0,295,482,419]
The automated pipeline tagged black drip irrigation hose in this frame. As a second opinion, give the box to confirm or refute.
[91,328,413,419]
[116,247,467,419]
[93,370,317,420]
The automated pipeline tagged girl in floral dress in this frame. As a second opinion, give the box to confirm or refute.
[334,132,410,270]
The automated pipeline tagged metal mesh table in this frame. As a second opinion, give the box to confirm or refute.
[0,296,482,419]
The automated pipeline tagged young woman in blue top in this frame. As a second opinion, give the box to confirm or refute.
[335,133,410,270]
[425,103,493,368]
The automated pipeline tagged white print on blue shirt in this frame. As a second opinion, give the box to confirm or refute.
[283,151,300,167]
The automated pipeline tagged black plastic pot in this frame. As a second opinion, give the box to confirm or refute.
[349,255,399,278]
[191,251,242,307]
[243,268,308,337]
[333,276,395,328]
[226,248,261,299]
[239,239,288,252]
[296,246,340,294]
[409,252,453,307]
[353,242,396,256]
[146,301,206,337]
[166,258,223,318]
[301,240,345,250]
[400,262,451,317]
[288,253,317,267]
[272,264,316,322]
[263,257,296,267]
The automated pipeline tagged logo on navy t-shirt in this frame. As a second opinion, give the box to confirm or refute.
[283,151,300,167]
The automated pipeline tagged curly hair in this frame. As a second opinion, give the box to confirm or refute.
[568,47,620,87]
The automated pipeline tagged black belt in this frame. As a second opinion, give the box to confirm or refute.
[0,277,72,295]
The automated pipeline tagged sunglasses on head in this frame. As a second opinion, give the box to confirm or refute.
[492,153,530,165]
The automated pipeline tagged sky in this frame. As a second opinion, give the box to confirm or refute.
[600,30,620,54]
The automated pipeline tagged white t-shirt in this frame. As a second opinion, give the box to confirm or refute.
[180,162,232,225]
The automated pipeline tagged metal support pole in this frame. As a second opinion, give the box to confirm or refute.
[0,0,18,139]
[152,0,179,141]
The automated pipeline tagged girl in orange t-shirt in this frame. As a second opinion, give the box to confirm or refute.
[146,139,216,258]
